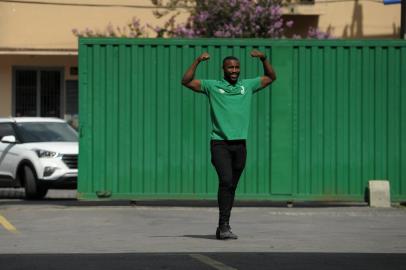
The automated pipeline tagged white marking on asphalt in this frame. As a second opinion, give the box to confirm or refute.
[190,254,238,270]
[0,214,18,233]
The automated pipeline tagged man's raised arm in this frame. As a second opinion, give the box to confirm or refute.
[181,52,210,92]
[250,49,276,89]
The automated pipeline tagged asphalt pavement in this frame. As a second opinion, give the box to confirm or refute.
[0,189,405,269]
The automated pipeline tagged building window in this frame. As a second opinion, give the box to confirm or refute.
[282,14,319,38]
[13,68,63,118]
[298,0,315,4]
[14,70,37,116]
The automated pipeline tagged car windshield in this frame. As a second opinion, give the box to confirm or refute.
[16,122,78,143]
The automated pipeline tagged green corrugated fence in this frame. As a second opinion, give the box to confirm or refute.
[78,38,406,201]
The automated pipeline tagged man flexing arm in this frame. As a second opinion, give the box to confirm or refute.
[250,49,277,88]
[181,52,210,92]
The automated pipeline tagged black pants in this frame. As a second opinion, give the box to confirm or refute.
[210,140,247,226]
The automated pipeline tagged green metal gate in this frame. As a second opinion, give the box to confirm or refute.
[78,38,406,201]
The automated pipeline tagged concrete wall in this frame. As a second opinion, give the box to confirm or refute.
[283,1,400,38]
[314,1,401,38]
[0,0,189,49]
[0,0,401,50]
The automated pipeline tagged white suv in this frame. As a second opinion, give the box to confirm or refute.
[0,117,78,199]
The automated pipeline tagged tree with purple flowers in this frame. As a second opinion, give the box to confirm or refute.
[151,0,295,38]
[72,0,331,39]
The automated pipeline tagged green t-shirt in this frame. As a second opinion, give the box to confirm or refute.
[200,78,262,140]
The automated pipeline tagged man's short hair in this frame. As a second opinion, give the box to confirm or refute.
[223,56,240,66]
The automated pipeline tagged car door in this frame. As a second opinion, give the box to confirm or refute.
[0,122,20,184]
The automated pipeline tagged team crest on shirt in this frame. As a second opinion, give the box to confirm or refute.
[218,88,225,94]
[240,86,246,95]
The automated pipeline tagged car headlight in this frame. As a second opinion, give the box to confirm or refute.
[34,149,59,158]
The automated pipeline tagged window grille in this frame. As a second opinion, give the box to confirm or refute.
[14,69,62,118]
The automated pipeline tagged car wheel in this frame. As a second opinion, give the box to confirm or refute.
[24,165,48,199]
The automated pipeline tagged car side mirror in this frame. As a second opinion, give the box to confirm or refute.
[1,135,17,144]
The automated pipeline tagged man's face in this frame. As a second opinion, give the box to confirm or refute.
[223,59,240,84]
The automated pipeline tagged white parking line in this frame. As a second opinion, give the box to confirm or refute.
[0,214,18,233]
[190,254,238,270]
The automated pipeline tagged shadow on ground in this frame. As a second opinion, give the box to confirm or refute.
[149,235,217,240]
[183,235,217,240]
[0,253,405,270]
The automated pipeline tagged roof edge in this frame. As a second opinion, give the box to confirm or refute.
[0,47,78,55]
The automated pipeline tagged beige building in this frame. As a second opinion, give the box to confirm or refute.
[0,0,401,122]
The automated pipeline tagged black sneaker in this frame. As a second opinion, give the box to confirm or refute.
[216,224,238,240]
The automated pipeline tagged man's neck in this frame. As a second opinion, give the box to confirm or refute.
[224,78,238,85]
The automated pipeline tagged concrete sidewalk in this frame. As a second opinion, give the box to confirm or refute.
[0,199,405,254]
